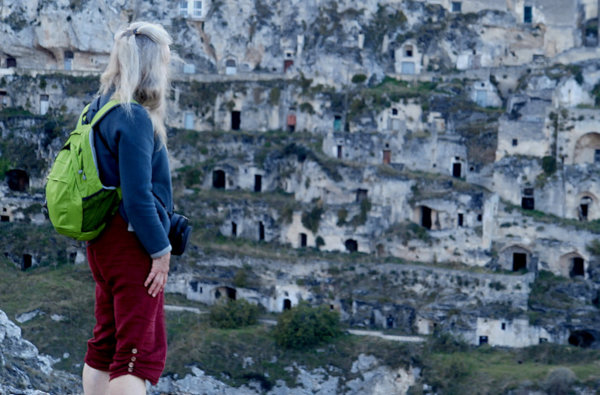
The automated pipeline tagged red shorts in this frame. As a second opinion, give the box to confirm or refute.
[85,213,166,385]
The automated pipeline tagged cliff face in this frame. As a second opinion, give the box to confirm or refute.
[1,0,600,394]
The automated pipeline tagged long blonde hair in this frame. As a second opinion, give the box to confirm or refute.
[100,21,172,145]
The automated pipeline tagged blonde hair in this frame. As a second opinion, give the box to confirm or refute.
[100,21,172,145]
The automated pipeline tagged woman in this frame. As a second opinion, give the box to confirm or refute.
[81,21,173,395]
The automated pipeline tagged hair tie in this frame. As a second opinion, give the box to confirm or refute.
[124,28,140,38]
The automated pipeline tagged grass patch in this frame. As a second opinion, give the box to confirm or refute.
[504,201,600,234]
[0,259,96,373]
[422,340,600,394]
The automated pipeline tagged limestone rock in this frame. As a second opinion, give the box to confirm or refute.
[0,309,81,394]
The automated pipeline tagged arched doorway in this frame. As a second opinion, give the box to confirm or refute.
[573,133,600,165]
[344,239,358,253]
[212,170,226,189]
[501,245,531,272]
[560,252,585,278]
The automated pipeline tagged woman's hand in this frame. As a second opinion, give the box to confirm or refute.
[144,252,171,297]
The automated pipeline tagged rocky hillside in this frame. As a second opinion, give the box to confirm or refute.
[1,0,600,394]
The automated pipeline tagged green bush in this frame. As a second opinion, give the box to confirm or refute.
[299,102,315,115]
[274,301,342,349]
[542,156,556,175]
[351,74,367,84]
[315,236,325,249]
[209,299,260,329]
[336,208,348,226]
[301,206,323,233]
[543,367,575,395]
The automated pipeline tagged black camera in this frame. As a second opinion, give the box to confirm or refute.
[169,213,192,256]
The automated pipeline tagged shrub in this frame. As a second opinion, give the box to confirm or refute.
[315,236,325,249]
[543,367,575,395]
[586,239,600,257]
[542,156,556,175]
[351,74,367,84]
[299,102,315,115]
[274,301,342,349]
[337,208,348,226]
[209,299,260,329]
[301,206,323,233]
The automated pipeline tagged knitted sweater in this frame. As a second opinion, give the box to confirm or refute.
[86,95,173,258]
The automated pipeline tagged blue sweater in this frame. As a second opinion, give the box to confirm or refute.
[86,95,173,258]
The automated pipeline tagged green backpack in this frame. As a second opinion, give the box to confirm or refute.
[46,100,123,241]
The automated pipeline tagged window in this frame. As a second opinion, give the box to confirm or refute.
[334,115,342,131]
[179,0,188,16]
[475,90,487,107]
[524,6,532,23]
[458,213,464,227]
[193,1,203,18]
[183,63,196,74]
[522,188,535,210]
[404,45,413,58]
[184,112,194,130]
[225,59,237,75]
[512,139,518,147]
[452,2,462,12]
[40,95,49,116]
[64,51,74,71]
[594,149,600,163]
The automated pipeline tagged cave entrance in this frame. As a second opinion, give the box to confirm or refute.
[452,162,462,178]
[386,315,395,329]
[6,169,29,192]
[421,206,432,229]
[254,174,262,192]
[337,145,343,159]
[231,111,241,130]
[300,233,307,247]
[570,257,585,277]
[579,196,593,221]
[512,252,527,272]
[231,222,237,237]
[22,254,32,271]
[215,286,237,301]
[521,188,534,210]
[568,330,597,348]
[258,221,265,241]
[212,170,225,189]
[356,189,368,202]
[283,299,292,310]
[345,239,358,253]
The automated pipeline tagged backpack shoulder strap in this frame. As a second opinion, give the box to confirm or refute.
[89,100,123,127]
